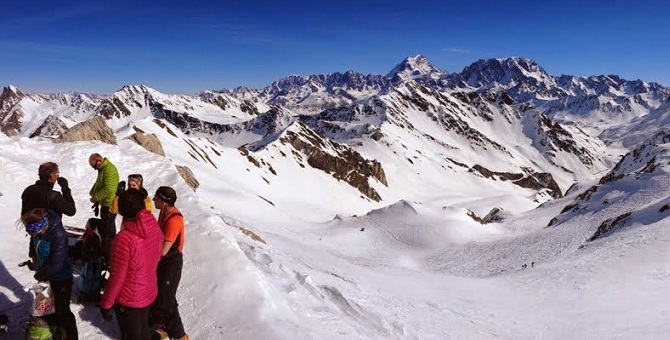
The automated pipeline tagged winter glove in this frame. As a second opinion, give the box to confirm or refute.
[33,272,45,282]
[56,176,69,189]
[100,307,113,321]
[18,260,35,270]
[116,181,126,195]
[92,202,100,217]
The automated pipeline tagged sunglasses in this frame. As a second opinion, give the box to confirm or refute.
[90,160,100,169]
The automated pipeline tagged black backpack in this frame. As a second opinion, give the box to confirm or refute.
[81,228,102,262]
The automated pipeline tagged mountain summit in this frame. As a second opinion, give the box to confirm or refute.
[387,54,447,84]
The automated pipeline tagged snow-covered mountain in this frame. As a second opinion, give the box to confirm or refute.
[4,55,669,205]
[2,55,670,339]
[387,54,447,86]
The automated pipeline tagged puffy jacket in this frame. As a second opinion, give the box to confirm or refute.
[21,180,76,217]
[89,159,119,208]
[30,210,73,282]
[100,210,162,309]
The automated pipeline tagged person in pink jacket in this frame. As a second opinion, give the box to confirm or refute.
[100,189,162,339]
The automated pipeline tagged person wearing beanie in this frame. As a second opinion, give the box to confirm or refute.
[99,189,162,339]
[110,174,153,228]
[150,186,188,340]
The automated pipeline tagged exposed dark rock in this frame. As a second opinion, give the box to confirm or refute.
[97,96,133,119]
[0,86,26,136]
[176,165,199,191]
[128,132,165,156]
[470,164,562,198]
[239,227,267,244]
[30,115,67,138]
[467,210,484,224]
[55,116,117,145]
[588,212,631,241]
[482,207,505,223]
[280,123,387,201]
[534,113,596,167]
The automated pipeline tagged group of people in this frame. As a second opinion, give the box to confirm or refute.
[20,153,188,340]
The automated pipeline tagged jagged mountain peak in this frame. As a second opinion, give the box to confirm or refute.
[455,57,554,90]
[554,73,670,102]
[387,54,446,82]
[214,86,260,100]
[268,71,387,90]
[258,71,388,115]
[116,84,155,97]
[2,85,24,98]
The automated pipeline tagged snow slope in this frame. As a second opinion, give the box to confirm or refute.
[1,131,669,339]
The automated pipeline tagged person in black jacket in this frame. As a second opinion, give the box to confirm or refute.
[21,162,75,217]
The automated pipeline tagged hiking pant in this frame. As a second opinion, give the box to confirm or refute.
[150,252,185,338]
[100,206,117,268]
[50,277,78,340]
[114,304,151,340]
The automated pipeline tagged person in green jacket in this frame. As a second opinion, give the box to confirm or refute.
[88,153,119,268]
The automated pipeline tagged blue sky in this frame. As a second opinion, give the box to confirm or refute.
[1,0,668,94]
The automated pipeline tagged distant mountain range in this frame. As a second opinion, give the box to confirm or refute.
[2,55,669,207]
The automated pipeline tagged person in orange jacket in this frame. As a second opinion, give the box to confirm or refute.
[150,186,188,340]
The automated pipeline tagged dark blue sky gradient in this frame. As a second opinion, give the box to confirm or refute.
[1,0,668,93]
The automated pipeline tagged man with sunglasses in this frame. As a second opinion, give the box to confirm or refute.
[20,162,76,272]
[21,162,75,217]
[88,153,119,268]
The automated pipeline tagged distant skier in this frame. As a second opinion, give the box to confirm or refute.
[531,261,535,268]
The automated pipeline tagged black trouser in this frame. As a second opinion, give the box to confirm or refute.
[150,253,185,338]
[49,277,78,340]
[100,206,117,268]
[114,304,151,340]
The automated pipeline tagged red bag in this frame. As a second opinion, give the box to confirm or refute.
[30,282,55,317]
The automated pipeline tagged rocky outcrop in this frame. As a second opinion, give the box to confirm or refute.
[0,86,26,136]
[587,212,631,241]
[279,123,387,201]
[467,207,505,224]
[54,116,117,145]
[470,164,562,198]
[30,115,67,138]
[482,207,505,224]
[176,165,199,191]
[128,132,165,156]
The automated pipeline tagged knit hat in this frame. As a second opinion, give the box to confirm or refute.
[154,186,177,205]
[127,174,143,188]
